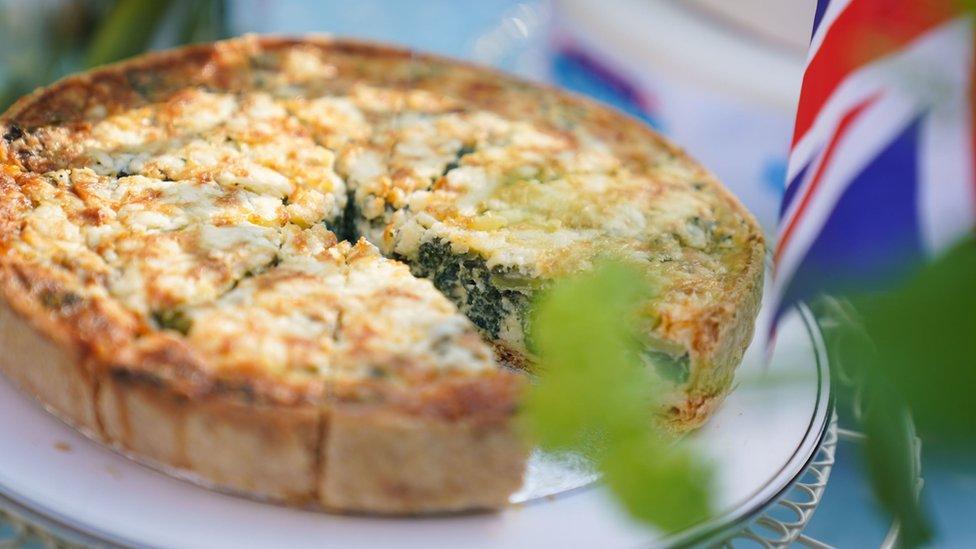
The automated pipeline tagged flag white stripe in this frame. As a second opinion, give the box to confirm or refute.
[919,113,976,255]
[807,0,854,63]
[789,66,887,182]
[779,135,823,230]
[918,21,976,255]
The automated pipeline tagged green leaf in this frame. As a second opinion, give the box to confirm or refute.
[855,237,976,443]
[524,261,653,451]
[861,382,932,548]
[816,236,976,547]
[522,260,714,532]
[601,436,712,532]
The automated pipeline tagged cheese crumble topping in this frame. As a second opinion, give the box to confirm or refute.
[0,42,760,393]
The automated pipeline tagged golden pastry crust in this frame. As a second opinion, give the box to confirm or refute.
[0,35,763,513]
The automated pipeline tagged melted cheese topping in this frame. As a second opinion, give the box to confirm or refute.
[1,42,760,390]
[185,228,495,386]
[4,84,498,387]
[342,106,756,337]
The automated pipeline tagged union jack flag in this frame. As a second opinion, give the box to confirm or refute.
[771,0,976,330]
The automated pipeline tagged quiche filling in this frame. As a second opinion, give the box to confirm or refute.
[0,41,762,416]
[338,96,759,399]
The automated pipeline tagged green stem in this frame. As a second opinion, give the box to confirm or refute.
[85,0,175,68]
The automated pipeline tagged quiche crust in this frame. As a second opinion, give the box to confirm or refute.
[0,256,525,512]
[0,281,100,434]
[0,35,763,513]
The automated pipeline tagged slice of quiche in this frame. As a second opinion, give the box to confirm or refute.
[0,36,763,514]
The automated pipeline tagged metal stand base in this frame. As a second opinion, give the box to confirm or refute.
[720,413,839,548]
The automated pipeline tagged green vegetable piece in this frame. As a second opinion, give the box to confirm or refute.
[151,308,193,335]
[642,349,690,385]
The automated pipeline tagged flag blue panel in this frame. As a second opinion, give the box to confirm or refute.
[778,117,925,314]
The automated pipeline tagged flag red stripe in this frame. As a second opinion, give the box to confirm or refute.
[776,94,879,264]
[792,0,956,148]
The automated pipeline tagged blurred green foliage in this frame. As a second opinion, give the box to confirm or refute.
[818,235,976,547]
[0,0,227,111]
[0,1,104,109]
[85,0,175,68]
[522,261,713,533]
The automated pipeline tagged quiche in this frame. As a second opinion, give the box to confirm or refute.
[0,36,764,514]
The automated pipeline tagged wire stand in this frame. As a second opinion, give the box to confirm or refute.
[718,412,838,548]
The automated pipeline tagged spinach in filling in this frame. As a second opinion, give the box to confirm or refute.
[332,191,359,242]
[442,144,475,175]
[326,179,694,376]
[412,238,532,347]
[151,308,193,335]
[408,239,693,377]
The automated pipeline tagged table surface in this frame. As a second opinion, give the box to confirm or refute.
[226,1,976,547]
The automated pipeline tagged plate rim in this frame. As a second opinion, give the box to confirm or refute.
[0,303,831,548]
[660,303,832,547]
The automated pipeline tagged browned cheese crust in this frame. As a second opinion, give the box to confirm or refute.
[0,36,764,513]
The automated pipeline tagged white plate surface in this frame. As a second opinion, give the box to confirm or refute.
[0,300,828,548]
